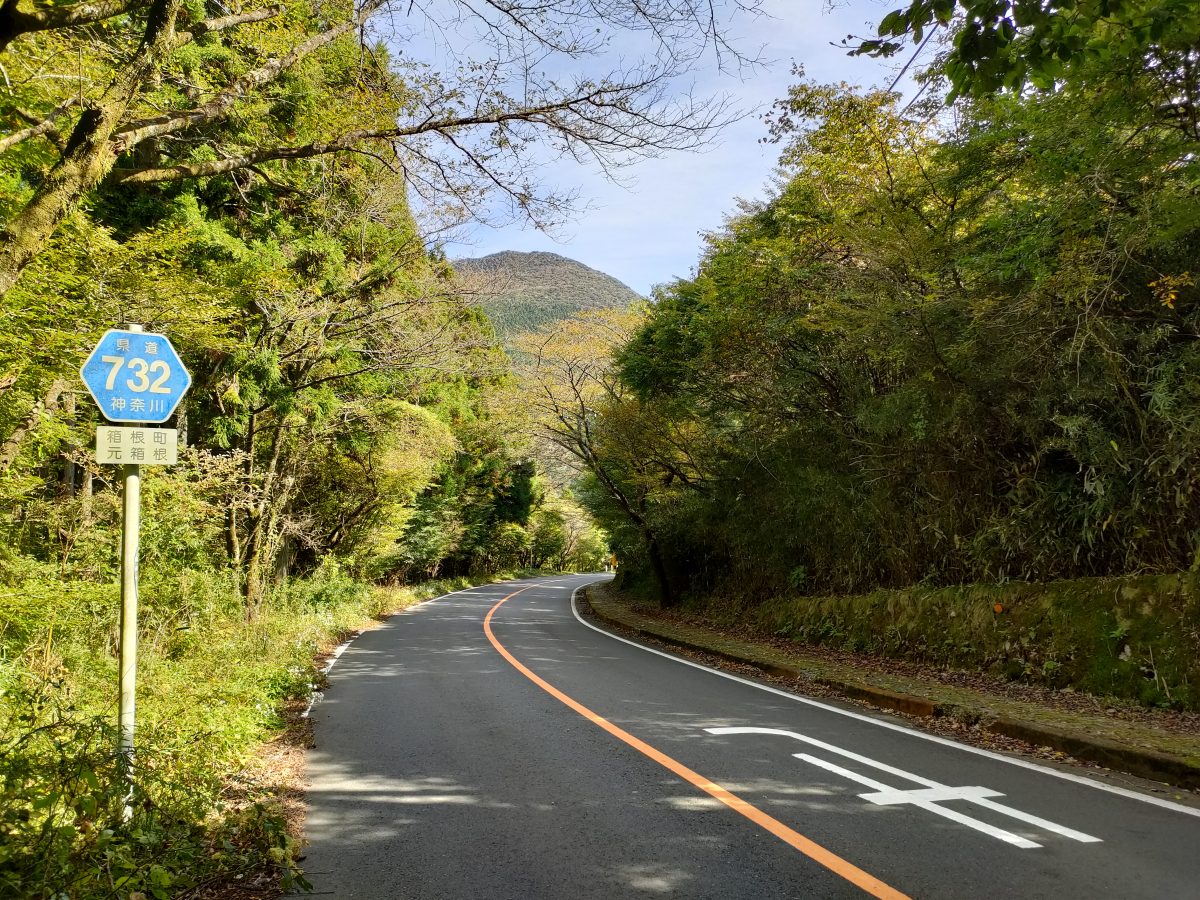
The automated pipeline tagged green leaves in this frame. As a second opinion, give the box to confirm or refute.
[856,0,1200,103]
[878,9,910,36]
[0,696,306,897]
[586,61,1200,603]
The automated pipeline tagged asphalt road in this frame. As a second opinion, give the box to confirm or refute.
[302,575,1200,898]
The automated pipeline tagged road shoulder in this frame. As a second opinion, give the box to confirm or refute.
[581,583,1200,796]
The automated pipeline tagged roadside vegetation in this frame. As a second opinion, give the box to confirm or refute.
[0,0,718,892]
[551,7,1200,707]
[0,562,484,898]
[4,0,1199,892]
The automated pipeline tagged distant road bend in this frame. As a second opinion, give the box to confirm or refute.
[303,575,1200,898]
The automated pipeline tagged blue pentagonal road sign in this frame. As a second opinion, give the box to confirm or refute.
[80,329,192,424]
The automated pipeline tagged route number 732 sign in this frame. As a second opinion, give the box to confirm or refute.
[79,325,192,817]
[80,328,191,424]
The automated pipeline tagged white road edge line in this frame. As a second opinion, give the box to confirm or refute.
[300,580,522,718]
[568,580,1200,819]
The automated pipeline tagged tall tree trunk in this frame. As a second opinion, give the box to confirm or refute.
[0,378,66,471]
[0,0,182,297]
[274,536,295,581]
[584,451,676,606]
[642,528,677,607]
[176,403,188,447]
[225,507,242,566]
[59,392,76,497]
[242,423,289,616]
[81,465,93,522]
[244,539,269,619]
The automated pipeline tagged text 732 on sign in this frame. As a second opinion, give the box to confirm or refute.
[80,329,191,423]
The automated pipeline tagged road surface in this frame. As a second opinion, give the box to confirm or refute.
[302,575,1200,898]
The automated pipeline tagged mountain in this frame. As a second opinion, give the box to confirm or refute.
[452,251,643,340]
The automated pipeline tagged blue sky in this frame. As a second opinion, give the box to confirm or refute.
[436,0,913,296]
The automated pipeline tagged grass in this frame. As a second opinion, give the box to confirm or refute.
[586,582,1200,768]
[660,573,1200,710]
[0,557,515,899]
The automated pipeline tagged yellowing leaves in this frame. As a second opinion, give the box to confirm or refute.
[1149,273,1193,310]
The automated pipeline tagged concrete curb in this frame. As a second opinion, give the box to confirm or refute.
[582,590,1200,791]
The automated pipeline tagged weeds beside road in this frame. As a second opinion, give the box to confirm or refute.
[0,562,499,899]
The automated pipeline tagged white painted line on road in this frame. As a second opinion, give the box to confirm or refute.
[301,580,537,718]
[791,753,893,791]
[710,725,1099,847]
[858,785,1004,804]
[486,584,912,900]
[715,724,947,787]
[967,795,1103,842]
[794,752,1042,849]
[569,583,1200,820]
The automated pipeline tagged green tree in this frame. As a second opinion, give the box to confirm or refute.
[855,0,1200,105]
[0,0,756,296]
[514,308,691,602]
[598,68,1200,598]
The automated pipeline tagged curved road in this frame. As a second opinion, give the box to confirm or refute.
[302,575,1200,898]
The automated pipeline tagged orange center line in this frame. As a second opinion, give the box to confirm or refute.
[482,588,910,900]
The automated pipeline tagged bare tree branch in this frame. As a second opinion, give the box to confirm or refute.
[0,0,184,297]
[0,0,143,51]
[179,4,282,43]
[0,0,757,296]
[0,377,66,471]
[116,1,384,150]
[0,97,78,152]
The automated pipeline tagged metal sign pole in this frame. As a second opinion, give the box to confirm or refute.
[117,323,143,819]
[79,321,190,819]
[118,461,140,817]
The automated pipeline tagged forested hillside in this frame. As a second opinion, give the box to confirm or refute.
[0,0,734,893]
[568,22,1200,668]
[454,251,643,341]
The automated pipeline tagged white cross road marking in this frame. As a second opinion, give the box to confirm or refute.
[570,589,1200,820]
[858,786,1004,805]
[706,726,1102,849]
[794,752,1041,849]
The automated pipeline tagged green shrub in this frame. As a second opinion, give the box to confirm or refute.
[0,674,306,899]
[0,544,512,896]
[276,559,370,609]
[726,572,1200,709]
